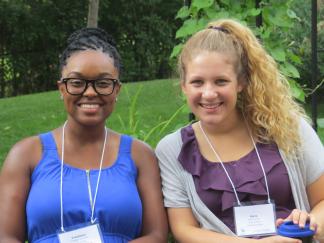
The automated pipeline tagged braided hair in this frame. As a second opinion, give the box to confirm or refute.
[59,27,122,75]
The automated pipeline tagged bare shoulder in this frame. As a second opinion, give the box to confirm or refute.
[132,138,154,154]
[131,138,156,168]
[0,135,42,241]
[2,135,42,172]
[106,129,123,147]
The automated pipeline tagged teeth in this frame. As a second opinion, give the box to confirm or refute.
[80,104,99,108]
[201,103,221,109]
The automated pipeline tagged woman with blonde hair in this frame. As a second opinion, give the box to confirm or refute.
[156,19,324,242]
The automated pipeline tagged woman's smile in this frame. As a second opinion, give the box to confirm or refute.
[78,101,102,109]
[199,101,223,111]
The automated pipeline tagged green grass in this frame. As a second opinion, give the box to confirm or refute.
[0,79,188,165]
[0,78,323,166]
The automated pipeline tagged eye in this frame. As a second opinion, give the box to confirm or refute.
[68,78,84,87]
[189,79,203,86]
[96,79,114,88]
[215,79,228,86]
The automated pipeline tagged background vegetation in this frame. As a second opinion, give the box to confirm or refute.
[0,0,323,99]
[0,0,182,97]
[171,0,324,102]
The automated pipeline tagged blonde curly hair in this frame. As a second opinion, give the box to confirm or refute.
[178,19,308,157]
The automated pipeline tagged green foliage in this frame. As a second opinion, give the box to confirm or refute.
[289,0,324,102]
[117,85,187,145]
[0,0,182,97]
[100,0,182,83]
[171,0,307,102]
[0,0,88,97]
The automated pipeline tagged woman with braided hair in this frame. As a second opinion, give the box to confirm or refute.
[156,19,324,242]
[0,27,167,242]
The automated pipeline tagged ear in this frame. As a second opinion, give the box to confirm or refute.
[180,80,187,95]
[57,80,65,97]
[114,82,122,96]
[237,83,244,93]
[237,76,247,93]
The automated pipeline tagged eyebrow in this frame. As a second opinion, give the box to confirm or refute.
[66,72,114,78]
[188,74,230,80]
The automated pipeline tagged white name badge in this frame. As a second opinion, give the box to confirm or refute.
[58,223,103,243]
[234,202,277,237]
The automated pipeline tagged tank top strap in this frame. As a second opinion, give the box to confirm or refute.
[116,135,137,176]
[31,132,59,181]
[39,132,57,150]
[118,135,133,154]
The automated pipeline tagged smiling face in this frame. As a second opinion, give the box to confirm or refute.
[182,51,245,130]
[58,49,121,127]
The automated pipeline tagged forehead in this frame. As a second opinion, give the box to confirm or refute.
[186,51,236,75]
[62,49,118,77]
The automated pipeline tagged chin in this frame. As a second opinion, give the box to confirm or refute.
[200,116,224,126]
[73,116,107,127]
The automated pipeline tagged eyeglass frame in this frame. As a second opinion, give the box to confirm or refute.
[60,77,120,96]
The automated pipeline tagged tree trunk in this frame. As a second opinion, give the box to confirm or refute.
[87,0,100,27]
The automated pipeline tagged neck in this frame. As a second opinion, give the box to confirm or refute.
[64,118,107,145]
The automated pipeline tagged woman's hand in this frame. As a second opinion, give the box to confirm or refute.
[276,209,317,230]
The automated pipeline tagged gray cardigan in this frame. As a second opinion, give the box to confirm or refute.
[156,118,324,237]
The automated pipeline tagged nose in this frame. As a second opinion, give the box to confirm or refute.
[201,83,217,99]
[83,83,97,96]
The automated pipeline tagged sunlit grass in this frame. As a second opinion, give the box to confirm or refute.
[0,79,187,164]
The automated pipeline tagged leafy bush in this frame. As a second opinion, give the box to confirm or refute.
[171,0,307,102]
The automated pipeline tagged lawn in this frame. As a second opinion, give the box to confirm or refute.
[0,78,323,166]
[0,79,188,165]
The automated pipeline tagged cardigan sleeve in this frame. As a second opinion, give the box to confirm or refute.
[155,130,190,208]
[299,118,324,185]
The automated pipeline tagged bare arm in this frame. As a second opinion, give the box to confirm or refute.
[129,140,168,243]
[0,137,41,242]
[297,119,324,242]
[307,174,324,243]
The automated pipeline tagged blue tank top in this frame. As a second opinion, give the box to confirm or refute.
[26,132,142,243]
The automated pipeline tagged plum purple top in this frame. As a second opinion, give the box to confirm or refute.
[178,125,295,232]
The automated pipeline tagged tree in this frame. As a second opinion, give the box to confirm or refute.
[99,0,182,82]
[0,0,182,97]
[87,0,100,27]
[290,0,324,101]
[0,0,88,98]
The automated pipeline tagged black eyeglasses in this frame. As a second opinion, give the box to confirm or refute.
[60,78,119,96]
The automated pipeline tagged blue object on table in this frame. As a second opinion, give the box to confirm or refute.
[277,221,315,238]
